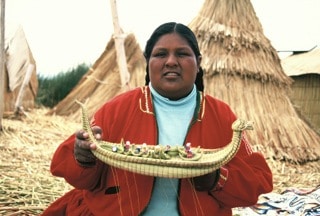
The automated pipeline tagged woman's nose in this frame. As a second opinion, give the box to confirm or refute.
[165,54,178,67]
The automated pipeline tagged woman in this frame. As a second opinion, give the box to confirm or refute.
[42,22,273,216]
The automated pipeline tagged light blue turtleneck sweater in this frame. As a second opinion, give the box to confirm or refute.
[143,84,196,215]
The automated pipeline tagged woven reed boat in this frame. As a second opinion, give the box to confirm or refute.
[76,100,253,178]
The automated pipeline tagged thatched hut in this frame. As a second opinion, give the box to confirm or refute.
[189,0,320,163]
[4,24,38,114]
[281,47,320,135]
[47,33,145,119]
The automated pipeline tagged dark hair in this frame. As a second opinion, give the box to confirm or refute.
[143,22,204,91]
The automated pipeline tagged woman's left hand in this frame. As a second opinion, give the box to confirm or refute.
[191,170,219,191]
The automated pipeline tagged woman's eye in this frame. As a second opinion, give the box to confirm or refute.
[153,52,166,57]
[178,52,188,56]
[177,50,193,57]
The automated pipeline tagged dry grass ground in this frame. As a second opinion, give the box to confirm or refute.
[0,108,319,215]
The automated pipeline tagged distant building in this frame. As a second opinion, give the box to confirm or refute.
[281,46,320,134]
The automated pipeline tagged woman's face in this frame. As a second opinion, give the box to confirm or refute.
[148,33,201,100]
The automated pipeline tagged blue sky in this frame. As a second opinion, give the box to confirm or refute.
[6,0,320,76]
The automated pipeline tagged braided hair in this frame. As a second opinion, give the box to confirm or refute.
[143,22,204,91]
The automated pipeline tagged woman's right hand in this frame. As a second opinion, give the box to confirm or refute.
[74,126,102,167]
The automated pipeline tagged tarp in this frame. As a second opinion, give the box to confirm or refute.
[5,23,32,91]
[233,186,320,215]
[4,23,38,112]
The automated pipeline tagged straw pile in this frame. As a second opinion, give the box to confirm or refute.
[0,108,77,215]
[0,108,319,215]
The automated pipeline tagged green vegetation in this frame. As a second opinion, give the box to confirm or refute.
[36,63,90,107]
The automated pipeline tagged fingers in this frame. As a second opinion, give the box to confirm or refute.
[75,136,92,150]
[74,145,96,162]
[74,130,97,166]
[92,126,102,137]
[73,126,103,166]
[75,126,102,141]
[92,126,102,141]
[75,129,88,140]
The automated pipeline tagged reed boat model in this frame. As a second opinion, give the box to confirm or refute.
[76,100,253,178]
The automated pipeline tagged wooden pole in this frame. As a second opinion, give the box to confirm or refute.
[0,0,5,131]
[109,0,130,87]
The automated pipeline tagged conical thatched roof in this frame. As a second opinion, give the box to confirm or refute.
[47,33,145,119]
[189,0,320,163]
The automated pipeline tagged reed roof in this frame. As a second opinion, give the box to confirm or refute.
[189,0,320,163]
[47,33,145,119]
[189,0,292,87]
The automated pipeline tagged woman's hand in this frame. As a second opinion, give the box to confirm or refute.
[191,170,219,191]
[74,126,102,167]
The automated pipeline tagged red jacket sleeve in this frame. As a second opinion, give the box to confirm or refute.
[50,134,106,190]
[49,90,141,191]
[209,134,273,207]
